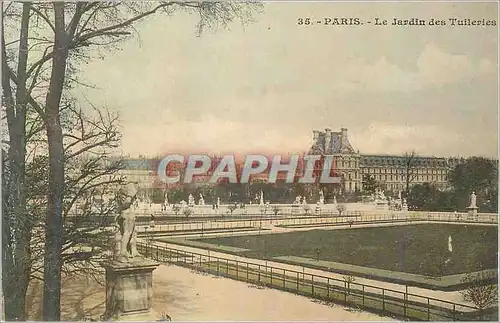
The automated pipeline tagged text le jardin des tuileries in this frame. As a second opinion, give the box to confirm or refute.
[297,17,497,27]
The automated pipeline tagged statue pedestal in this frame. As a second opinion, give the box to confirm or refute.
[467,206,478,217]
[102,257,159,321]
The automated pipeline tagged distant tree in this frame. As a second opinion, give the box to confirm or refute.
[194,184,214,204]
[460,271,498,317]
[342,275,357,294]
[344,190,362,203]
[272,180,291,203]
[183,208,193,218]
[226,183,249,203]
[403,150,418,197]
[147,187,164,204]
[249,180,275,203]
[362,174,379,196]
[291,182,307,199]
[448,157,498,212]
[228,203,238,214]
[337,203,347,216]
[407,183,440,211]
[168,188,187,204]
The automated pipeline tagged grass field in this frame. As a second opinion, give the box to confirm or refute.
[195,224,498,277]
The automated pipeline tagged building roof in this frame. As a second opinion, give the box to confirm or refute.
[310,128,355,155]
[360,155,448,167]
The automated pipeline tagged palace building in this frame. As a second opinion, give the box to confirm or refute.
[308,128,467,193]
[119,128,476,195]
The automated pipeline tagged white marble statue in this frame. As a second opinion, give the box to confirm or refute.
[448,235,453,253]
[315,201,321,213]
[319,190,324,205]
[376,189,386,201]
[294,196,301,205]
[115,183,140,260]
[217,197,221,208]
[402,198,408,211]
[302,196,307,205]
[259,191,264,206]
[113,222,122,257]
[333,195,337,205]
[188,194,195,206]
[161,191,169,211]
[469,191,477,208]
[199,193,205,206]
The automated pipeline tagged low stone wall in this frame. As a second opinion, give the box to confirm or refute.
[138,203,497,218]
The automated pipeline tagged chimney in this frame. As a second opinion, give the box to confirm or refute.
[324,128,332,154]
[341,128,348,137]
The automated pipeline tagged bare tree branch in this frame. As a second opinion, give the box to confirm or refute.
[29,4,55,33]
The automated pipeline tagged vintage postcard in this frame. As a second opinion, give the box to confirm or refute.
[1,0,498,321]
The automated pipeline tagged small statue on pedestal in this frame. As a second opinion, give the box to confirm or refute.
[467,191,479,216]
[469,191,477,209]
[188,194,195,207]
[162,190,169,211]
[115,183,141,261]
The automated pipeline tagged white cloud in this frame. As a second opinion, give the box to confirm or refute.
[121,115,312,156]
[350,123,462,156]
[78,3,497,158]
[416,43,474,85]
[343,43,495,92]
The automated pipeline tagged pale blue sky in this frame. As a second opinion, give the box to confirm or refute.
[78,1,498,158]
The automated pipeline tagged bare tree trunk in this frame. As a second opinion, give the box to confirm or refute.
[404,150,416,197]
[2,3,32,320]
[42,3,69,320]
[405,169,410,196]
[43,114,65,321]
